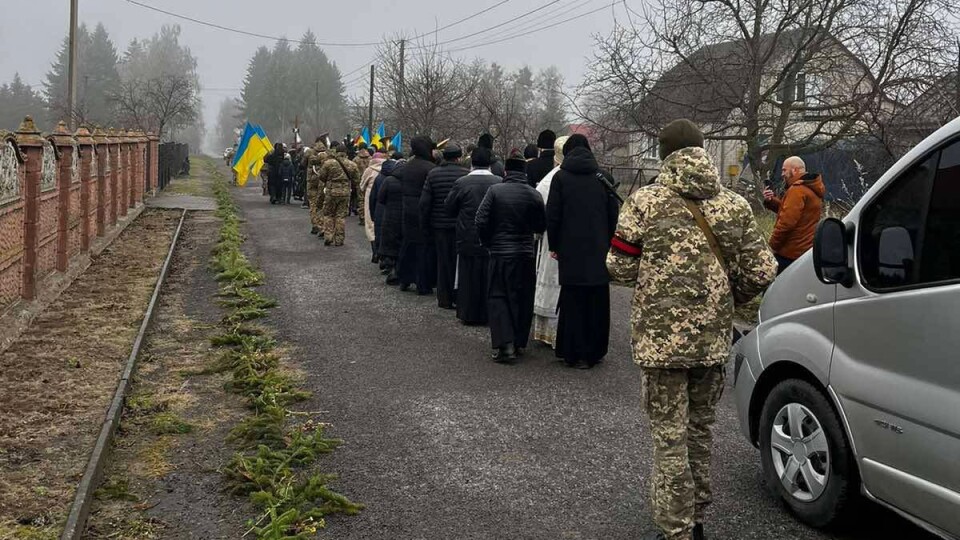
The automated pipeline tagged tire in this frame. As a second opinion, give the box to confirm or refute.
[758,379,857,528]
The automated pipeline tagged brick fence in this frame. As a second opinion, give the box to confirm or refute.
[0,116,159,313]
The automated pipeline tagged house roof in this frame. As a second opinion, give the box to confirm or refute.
[640,29,851,128]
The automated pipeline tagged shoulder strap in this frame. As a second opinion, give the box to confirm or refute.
[333,157,351,179]
[679,197,727,272]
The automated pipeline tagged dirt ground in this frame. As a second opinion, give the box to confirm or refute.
[0,209,181,539]
[82,210,250,540]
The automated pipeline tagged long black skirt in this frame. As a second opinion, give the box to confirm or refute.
[435,229,457,308]
[555,284,610,362]
[487,256,536,349]
[456,253,488,325]
[397,240,435,293]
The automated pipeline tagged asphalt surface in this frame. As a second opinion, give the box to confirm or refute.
[233,180,936,540]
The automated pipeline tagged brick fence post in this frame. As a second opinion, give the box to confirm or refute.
[75,126,94,252]
[15,116,43,301]
[49,121,74,273]
[107,129,120,226]
[125,130,137,208]
[114,129,127,218]
[93,128,109,236]
[148,133,159,194]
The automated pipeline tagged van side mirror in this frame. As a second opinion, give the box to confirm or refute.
[813,218,853,287]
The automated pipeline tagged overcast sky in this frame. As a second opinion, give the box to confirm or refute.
[0,0,634,142]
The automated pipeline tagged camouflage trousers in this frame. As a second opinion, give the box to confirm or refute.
[322,195,350,246]
[308,187,324,230]
[642,365,725,540]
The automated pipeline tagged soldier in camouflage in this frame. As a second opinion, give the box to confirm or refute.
[606,119,776,540]
[353,146,372,226]
[317,141,360,246]
[307,140,328,237]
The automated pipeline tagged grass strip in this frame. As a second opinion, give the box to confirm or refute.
[209,165,362,539]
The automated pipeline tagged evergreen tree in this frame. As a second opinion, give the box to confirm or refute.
[239,31,346,144]
[43,23,120,127]
[534,67,567,134]
[214,97,242,151]
[0,74,46,131]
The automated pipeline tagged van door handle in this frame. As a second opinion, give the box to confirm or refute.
[806,293,818,304]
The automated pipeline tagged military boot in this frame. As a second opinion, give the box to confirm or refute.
[692,523,705,540]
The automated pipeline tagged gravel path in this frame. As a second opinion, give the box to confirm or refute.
[233,180,933,540]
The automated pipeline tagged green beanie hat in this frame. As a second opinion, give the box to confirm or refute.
[658,119,704,160]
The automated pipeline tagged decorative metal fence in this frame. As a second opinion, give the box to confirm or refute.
[157,142,189,190]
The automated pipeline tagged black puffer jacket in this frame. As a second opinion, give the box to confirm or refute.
[376,160,404,258]
[420,162,469,233]
[444,171,501,257]
[476,171,546,257]
[546,147,621,286]
[397,137,436,243]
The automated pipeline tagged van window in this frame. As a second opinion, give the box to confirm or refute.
[919,141,960,282]
[859,139,960,289]
[859,155,936,288]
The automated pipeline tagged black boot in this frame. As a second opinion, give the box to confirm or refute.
[693,523,705,540]
[311,226,319,235]
[386,269,399,286]
[639,530,667,540]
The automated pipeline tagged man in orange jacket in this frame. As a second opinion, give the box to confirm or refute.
[763,156,826,273]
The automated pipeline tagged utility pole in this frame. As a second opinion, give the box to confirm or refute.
[367,65,375,141]
[399,39,406,115]
[67,0,79,129]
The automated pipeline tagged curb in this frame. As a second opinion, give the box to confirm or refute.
[60,208,188,540]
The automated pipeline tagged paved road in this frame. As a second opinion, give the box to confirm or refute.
[233,181,934,540]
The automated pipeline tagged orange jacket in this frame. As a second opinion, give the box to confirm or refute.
[766,172,825,259]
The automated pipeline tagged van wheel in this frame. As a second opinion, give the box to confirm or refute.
[759,379,855,528]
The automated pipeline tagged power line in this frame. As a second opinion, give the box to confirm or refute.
[446,0,619,54]
[122,0,379,46]
[410,0,561,50]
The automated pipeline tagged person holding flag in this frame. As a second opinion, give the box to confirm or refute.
[231,122,272,186]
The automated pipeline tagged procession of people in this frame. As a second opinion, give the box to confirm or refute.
[252,119,818,540]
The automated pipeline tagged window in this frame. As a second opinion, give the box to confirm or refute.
[859,138,960,289]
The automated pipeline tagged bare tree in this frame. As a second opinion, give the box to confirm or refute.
[113,74,199,139]
[376,37,482,146]
[576,0,958,185]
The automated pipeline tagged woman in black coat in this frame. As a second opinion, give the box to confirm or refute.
[376,159,405,284]
[545,135,620,368]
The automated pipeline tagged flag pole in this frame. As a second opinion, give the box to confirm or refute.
[367,65,374,145]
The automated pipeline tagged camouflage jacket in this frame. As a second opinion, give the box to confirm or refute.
[317,152,360,197]
[306,145,328,190]
[606,147,776,369]
[353,155,371,178]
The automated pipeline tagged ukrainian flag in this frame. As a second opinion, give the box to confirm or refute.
[250,124,272,176]
[355,126,370,147]
[389,130,402,151]
[232,122,271,186]
[371,122,385,150]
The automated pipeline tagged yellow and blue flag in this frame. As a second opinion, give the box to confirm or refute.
[232,122,271,186]
[355,126,370,147]
[250,124,272,176]
[389,130,402,151]
[371,122,385,149]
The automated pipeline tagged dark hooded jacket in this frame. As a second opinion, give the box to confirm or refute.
[397,137,437,243]
[264,144,285,185]
[526,149,555,187]
[475,170,546,257]
[376,160,404,258]
[546,147,621,286]
[420,161,469,233]
[766,172,826,259]
[444,171,501,257]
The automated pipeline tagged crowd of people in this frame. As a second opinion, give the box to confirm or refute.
[253,118,827,540]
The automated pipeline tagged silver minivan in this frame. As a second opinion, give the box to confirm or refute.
[733,116,960,539]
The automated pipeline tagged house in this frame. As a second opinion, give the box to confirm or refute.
[886,72,960,156]
[636,29,884,193]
